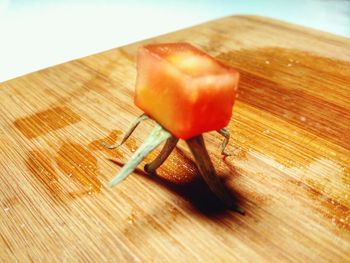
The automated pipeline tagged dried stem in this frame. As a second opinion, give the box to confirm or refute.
[105,115,242,213]
[109,124,171,187]
[186,135,243,213]
[103,114,149,149]
[144,136,179,174]
[217,128,231,157]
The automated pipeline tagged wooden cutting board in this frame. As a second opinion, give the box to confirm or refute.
[1,15,349,262]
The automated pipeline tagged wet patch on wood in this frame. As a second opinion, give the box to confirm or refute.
[14,107,81,139]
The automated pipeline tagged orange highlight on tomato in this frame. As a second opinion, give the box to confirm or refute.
[134,43,239,139]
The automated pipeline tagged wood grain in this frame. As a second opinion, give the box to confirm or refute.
[1,15,350,262]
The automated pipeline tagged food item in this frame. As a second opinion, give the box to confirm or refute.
[105,43,242,213]
[135,43,240,139]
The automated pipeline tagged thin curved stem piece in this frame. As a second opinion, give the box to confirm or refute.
[217,128,231,157]
[144,136,179,174]
[109,124,171,187]
[103,114,149,149]
[186,135,243,213]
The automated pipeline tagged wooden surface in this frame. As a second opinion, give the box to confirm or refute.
[1,15,350,262]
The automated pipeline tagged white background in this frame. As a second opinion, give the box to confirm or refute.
[1,0,349,82]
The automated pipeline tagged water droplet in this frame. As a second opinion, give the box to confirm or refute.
[331,217,336,225]
[262,129,270,135]
[299,116,306,122]
[4,207,9,212]
[127,213,136,224]
[265,60,270,64]
[287,63,292,67]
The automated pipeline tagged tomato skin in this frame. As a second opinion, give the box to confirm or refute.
[134,43,239,139]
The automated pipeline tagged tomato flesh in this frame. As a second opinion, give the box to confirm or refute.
[134,43,239,139]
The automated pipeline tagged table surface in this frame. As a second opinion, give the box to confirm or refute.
[1,15,349,262]
[0,0,350,82]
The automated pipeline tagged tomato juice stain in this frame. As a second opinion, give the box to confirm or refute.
[14,107,81,139]
[304,184,350,231]
[110,144,239,216]
[56,143,101,194]
[125,137,138,153]
[216,48,350,150]
[154,147,198,184]
[88,130,123,159]
[25,150,66,203]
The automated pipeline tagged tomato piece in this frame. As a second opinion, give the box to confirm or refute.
[134,43,239,139]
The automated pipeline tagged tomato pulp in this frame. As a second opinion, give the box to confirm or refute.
[134,43,239,139]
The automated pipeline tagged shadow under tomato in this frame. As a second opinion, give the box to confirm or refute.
[108,157,244,217]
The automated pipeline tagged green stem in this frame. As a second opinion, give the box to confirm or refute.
[144,136,179,174]
[109,124,171,187]
[103,114,149,149]
[186,135,243,213]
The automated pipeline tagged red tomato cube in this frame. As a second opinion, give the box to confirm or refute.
[134,43,239,139]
